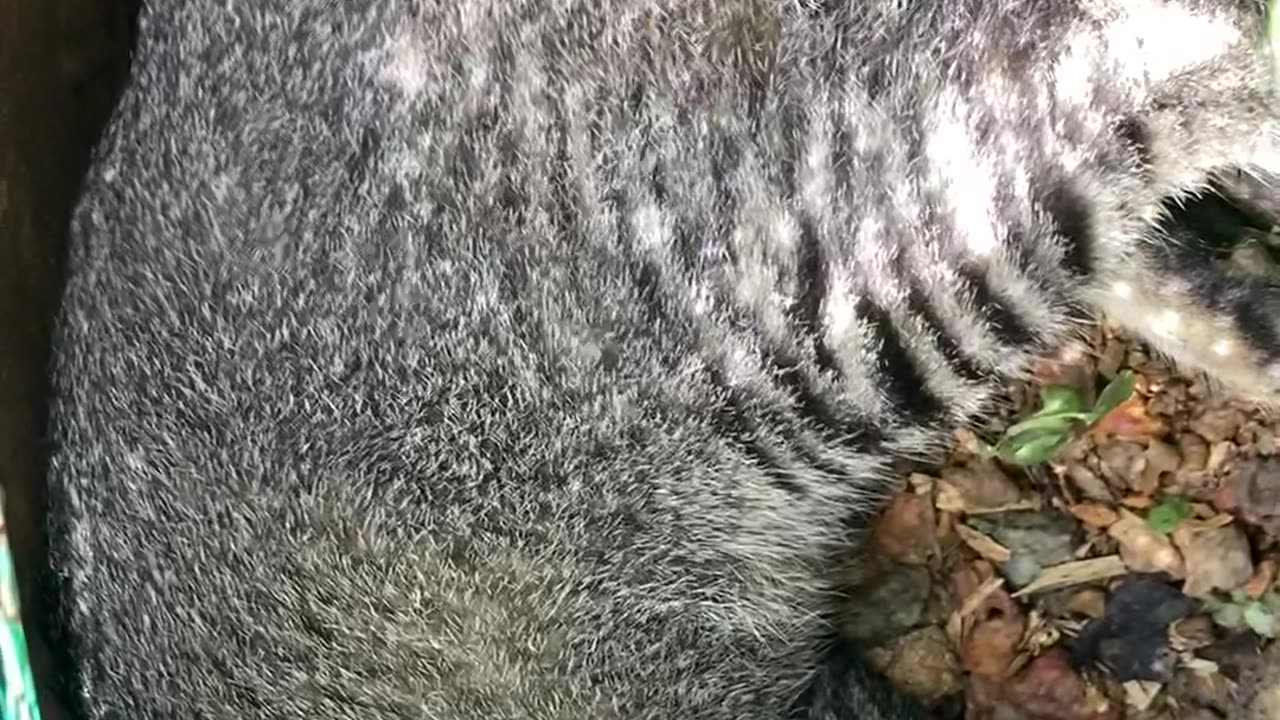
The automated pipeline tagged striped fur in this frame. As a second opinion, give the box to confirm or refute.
[41,1,1280,719]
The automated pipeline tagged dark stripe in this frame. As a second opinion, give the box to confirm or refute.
[1036,179,1094,279]
[793,218,840,376]
[1114,115,1153,174]
[852,295,944,423]
[904,281,987,381]
[767,345,885,446]
[955,263,1039,348]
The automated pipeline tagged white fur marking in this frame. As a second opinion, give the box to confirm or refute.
[1151,309,1182,337]
[926,95,999,258]
[379,31,429,99]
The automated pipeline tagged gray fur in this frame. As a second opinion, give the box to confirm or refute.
[41,1,1280,718]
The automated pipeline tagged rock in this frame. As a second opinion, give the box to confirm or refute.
[865,626,965,707]
[968,511,1080,589]
[873,491,936,565]
[841,563,932,645]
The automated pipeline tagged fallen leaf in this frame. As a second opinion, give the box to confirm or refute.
[1207,441,1236,474]
[1065,464,1116,504]
[1178,432,1210,472]
[1222,458,1280,530]
[955,523,1014,563]
[1122,680,1162,712]
[1191,408,1246,444]
[1172,522,1254,598]
[1120,494,1155,509]
[1108,509,1186,578]
[1068,503,1119,528]
[1089,395,1166,441]
[937,460,1031,514]
[1142,440,1180,493]
[1245,558,1278,599]
[947,568,1004,648]
[959,589,1025,680]
[1065,588,1108,619]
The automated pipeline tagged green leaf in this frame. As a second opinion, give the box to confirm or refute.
[1001,412,1089,438]
[1088,370,1137,424]
[1145,496,1191,535]
[999,429,1074,466]
[1210,600,1246,630]
[1039,385,1086,416]
[1245,601,1279,638]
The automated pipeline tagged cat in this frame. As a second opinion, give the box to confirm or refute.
[38,0,1280,718]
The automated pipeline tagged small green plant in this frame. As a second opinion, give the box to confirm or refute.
[1206,588,1280,639]
[1145,496,1192,536]
[986,370,1136,467]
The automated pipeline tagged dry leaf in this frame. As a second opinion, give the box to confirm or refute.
[1107,509,1185,578]
[1122,680,1162,712]
[1065,588,1108,619]
[1245,558,1279,599]
[959,588,1025,680]
[1171,522,1253,598]
[1068,503,1119,528]
[1089,395,1166,441]
[1120,494,1154,509]
[955,524,1013,563]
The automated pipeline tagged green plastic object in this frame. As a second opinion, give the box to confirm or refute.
[0,489,40,720]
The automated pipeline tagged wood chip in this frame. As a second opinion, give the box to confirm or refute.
[1012,555,1128,598]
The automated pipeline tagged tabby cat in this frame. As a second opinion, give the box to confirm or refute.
[40,0,1280,718]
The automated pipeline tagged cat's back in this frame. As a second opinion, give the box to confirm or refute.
[43,2,917,718]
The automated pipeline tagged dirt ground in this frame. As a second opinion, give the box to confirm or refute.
[0,0,138,715]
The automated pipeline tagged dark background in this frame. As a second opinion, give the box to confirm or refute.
[0,1,139,716]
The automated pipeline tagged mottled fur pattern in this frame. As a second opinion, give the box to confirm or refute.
[39,1,1280,718]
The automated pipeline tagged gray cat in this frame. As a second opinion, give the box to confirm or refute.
[39,0,1280,718]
